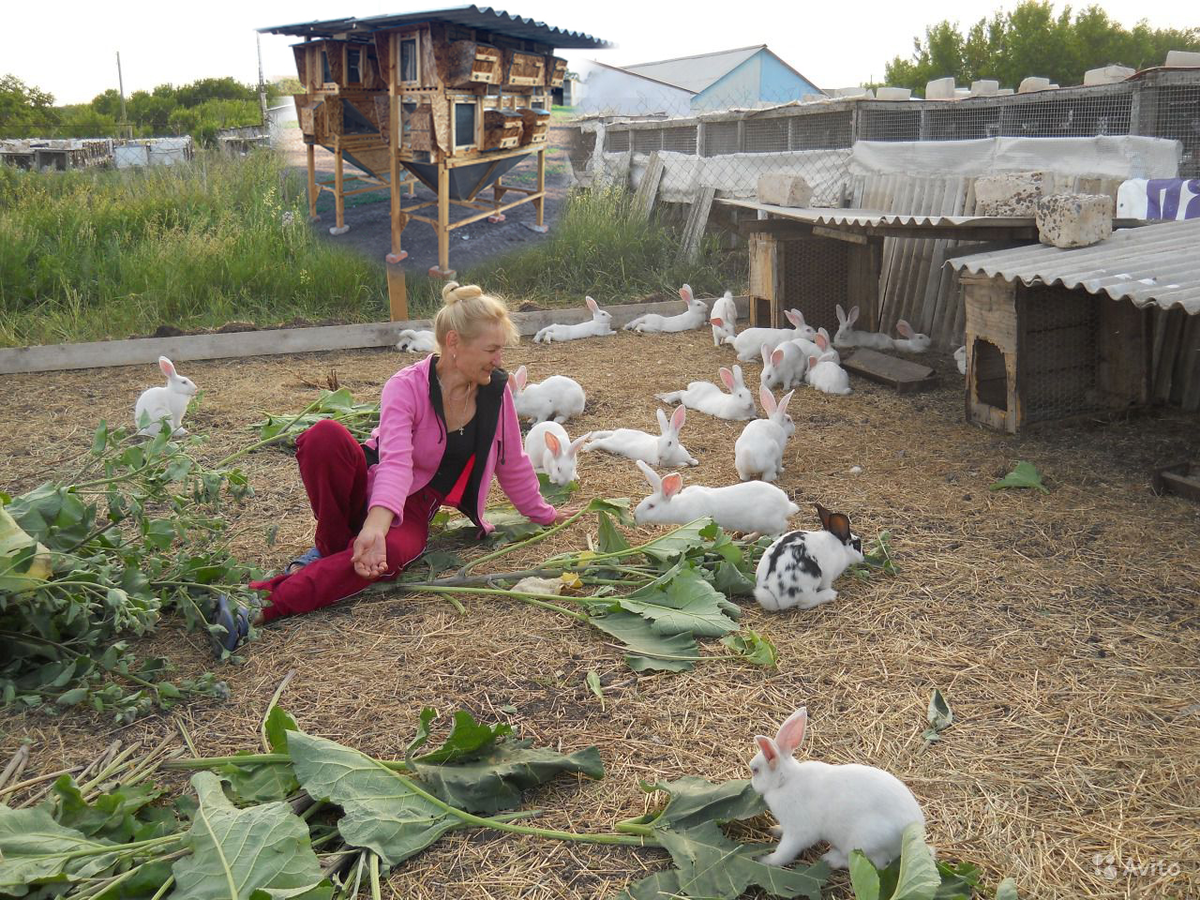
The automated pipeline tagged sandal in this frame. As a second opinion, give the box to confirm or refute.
[284,546,322,575]
[210,594,250,657]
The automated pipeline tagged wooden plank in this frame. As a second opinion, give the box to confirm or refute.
[633,150,665,220]
[747,233,778,327]
[0,297,751,375]
[386,262,408,321]
[677,185,716,264]
[1153,462,1200,503]
[812,225,867,245]
[840,347,940,392]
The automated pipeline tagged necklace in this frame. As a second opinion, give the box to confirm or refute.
[437,375,474,436]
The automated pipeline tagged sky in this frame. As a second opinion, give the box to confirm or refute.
[3,0,1195,106]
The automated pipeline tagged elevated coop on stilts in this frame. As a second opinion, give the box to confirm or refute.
[260,7,609,278]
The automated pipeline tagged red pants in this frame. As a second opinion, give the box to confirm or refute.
[252,419,440,623]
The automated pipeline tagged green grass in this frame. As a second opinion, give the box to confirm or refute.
[0,153,387,346]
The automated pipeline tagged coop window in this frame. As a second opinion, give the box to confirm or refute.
[400,38,418,83]
[321,50,332,84]
[346,48,362,84]
[454,102,477,148]
[401,101,417,142]
[531,97,546,110]
[972,338,1008,412]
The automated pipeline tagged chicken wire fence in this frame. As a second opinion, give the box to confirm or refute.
[564,71,1200,210]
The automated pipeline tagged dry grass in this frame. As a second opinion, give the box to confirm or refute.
[2,330,1199,899]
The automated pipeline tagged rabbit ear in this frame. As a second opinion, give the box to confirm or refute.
[544,431,562,456]
[836,304,847,324]
[732,365,745,386]
[778,389,794,416]
[896,319,913,338]
[719,367,735,390]
[656,408,670,432]
[636,459,661,491]
[775,707,808,755]
[784,309,800,328]
[755,735,780,767]
[760,343,771,365]
[159,357,176,378]
[826,512,853,543]
[567,433,590,457]
[759,385,776,414]
[814,332,828,351]
[586,296,599,312]
[711,316,724,327]
[515,366,528,390]
[661,472,683,499]
[771,347,785,367]
[815,502,832,529]
[847,306,860,326]
[808,355,819,371]
[818,327,832,342]
[670,404,687,431]
[679,284,693,303]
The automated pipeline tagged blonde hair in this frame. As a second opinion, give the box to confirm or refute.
[433,282,518,353]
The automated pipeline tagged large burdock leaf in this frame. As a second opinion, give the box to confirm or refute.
[289,732,459,866]
[638,519,714,564]
[887,821,941,900]
[170,772,327,900]
[414,742,604,814]
[0,806,119,896]
[588,611,700,672]
[618,566,740,638]
[642,777,766,831]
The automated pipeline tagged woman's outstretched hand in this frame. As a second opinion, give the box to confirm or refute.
[554,505,582,524]
[352,507,396,579]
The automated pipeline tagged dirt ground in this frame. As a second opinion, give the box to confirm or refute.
[278,125,573,272]
[2,331,1199,899]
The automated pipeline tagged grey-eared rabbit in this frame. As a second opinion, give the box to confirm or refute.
[585,405,698,467]
[533,296,614,343]
[750,707,925,869]
[134,356,198,437]
[754,503,863,611]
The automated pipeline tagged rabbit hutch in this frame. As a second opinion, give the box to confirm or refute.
[947,219,1200,433]
[261,7,609,277]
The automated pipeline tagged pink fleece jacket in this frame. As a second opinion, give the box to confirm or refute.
[364,355,556,533]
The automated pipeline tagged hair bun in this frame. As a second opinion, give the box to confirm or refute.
[442,282,483,306]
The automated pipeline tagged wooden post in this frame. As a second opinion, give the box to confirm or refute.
[432,157,454,278]
[386,35,407,264]
[386,262,408,321]
[535,146,546,228]
[332,149,347,233]
[306,143,318,221]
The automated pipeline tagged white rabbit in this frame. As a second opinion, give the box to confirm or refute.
[508,365,586,424]
[954,345,967,375]
[812,331,840,364]
[750,707,925,870]
[656,365,756,421]
[710,290,738,347]
[524,422,590,486]
[395,328,437,353]
[623,284,708,333]
[585,406,698,467]
[134,356,198,437]
[734,387,795,483]
[533,296,614,343]
[833,304,894,351]
[634,459,799,535]
[729,309,816,362]
[806,352,852,396]
[761,340,811,391]
[893,319,931,353]
[754,503,863,611]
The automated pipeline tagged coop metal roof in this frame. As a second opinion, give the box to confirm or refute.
[259,5,610,48]
[947,218,1200,315]
[624,46,765,93]
[720,200,1036,229]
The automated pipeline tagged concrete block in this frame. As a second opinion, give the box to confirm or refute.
[1084,65,1135,85]
[926,77,956,99]
[757,173,815,208]
[1018,76,1053,93]
[954,87,972,98]
[1036,193,1114,248]
[328,225,350,236]
[1165,50,1200,66]
[875,87,912,100]
[974,171,1047,217]
[971,79,1000,95]
[996,88,1015,96]
[830,86,873,99]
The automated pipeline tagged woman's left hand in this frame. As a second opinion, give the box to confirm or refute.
[553,505,582,524]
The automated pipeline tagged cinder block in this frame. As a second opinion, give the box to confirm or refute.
[996,88,1015,96]
[971,79,1000,95]
[926,77,956,100]
[830,86,873,99]
[757,173,815,208]
[954,87,972,98]
[1165,50,1200,66]
[1035,193,1114,248]
[875,87,912,100]
[1018,76,1053,93]
[1084,65,1135,85]
[975,171,1047,217]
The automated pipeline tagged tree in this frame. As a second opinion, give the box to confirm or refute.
[0,74,58,137]
[884,2,1200,95]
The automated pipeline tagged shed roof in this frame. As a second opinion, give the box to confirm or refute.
[947,218,1200,315]
[624,45,765,93]
[259,4,610,49]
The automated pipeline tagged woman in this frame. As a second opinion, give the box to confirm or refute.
[212,282,568,651]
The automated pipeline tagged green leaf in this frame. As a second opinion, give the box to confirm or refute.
[0,805,120,896]
[411,709,513,765]
[219,758,301,805]
[584,497,634,526]
[265,705,300,753]
[91,422,108,456]
[989,461,1049,494]
[586,669,604,703]
[923,689,953,746]
[889,821,942,900]
[588,612,700,672]
[413,741,604,814]
[617,868,685,900]
[995,877,1019,900]
[596,511,630,554]
[721,631,778,668]
[713,559,756,596]
[289,731,458,866]
[172,771,326,900]
[405,707,438,761]
[638,518,715,563]
[51,775,163,842]
[618,566,739,638]
[643,777,766,831]
[537,472,579,506]
[849,849,882,900]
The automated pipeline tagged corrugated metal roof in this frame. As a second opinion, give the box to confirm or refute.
[720,199,1035,229]
[624,46,764,93]
[259,5,610,48]
[947,218,1200,314]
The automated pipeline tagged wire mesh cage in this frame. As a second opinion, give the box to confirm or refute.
[1019,286,1101,423]
[780,238,850,335]
[789,109,854,150]
[999,89,1133,138]
[702,121,740,157]
[1146,81,1200,176]
[857,104,922,142]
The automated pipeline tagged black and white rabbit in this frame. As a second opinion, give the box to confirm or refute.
[753,503,864,611]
